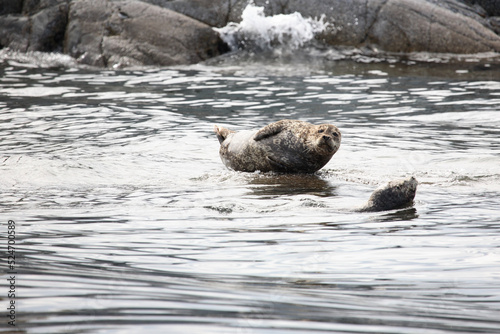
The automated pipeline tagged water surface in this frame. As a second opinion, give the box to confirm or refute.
[1,56,500,333]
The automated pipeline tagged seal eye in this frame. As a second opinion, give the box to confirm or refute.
[318,129,324,133]
[332,132,339,137]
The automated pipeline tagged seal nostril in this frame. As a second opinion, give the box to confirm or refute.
[322,135,330,140]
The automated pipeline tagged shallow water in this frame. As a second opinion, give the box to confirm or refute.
[1,56,500,334]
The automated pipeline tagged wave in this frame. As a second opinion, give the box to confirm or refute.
[0,48,77,68]
[215,3,329,52]
[213,3,500,68]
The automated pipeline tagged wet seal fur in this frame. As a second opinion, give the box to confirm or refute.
[358,176,418,212]
[214,120,341,173]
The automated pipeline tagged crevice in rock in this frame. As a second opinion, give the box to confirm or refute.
[360,0,390,45]
[272,0,290,15]
[224,0,232,26]
[100,0,112,67]
[20,0,26,15]
[99,36,108,68]
[409,2,499,51]
[427,3,435,51]
[62,0,72,55]
[53,4,69,52]
[1,0,24,15]
[46,3,70,52]
[61,0,70,53]
[26,10,33,51]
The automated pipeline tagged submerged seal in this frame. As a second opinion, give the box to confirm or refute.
[359,176,418,212]
[249,174,417,212]
[215,120,341,173]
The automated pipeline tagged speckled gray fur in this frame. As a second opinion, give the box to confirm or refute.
[215,120,341,173]
[359,177,418,212]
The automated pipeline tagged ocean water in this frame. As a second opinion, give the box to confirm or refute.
[1,3,500,332]
[1,54,500,333]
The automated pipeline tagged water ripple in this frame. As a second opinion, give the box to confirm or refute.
[1,63,500,334]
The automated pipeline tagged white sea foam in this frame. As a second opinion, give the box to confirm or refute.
[215,3,329,52]
[0,48,77,68]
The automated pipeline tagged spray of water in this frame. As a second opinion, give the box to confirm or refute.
[215,3,329,52]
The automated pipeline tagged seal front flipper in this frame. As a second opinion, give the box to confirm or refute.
[266,155,288,172]
[214,125,235,144]
[253,121,286,141]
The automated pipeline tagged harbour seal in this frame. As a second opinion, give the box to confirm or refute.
[358,176,418,212]
[214,120,341,173]
[249,174,417,212]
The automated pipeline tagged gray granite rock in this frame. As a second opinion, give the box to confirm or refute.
[65,0,228,67]
[0,0,499,67]
[160,0,500,53]
[0,0,228,67]
[0,0,68,52]
[249,0,500,53]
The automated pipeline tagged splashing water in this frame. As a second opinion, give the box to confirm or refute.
[0,48,77,68]
[215,4,329,52]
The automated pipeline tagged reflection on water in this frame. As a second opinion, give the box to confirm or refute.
[1,58,500,333]
[248,174,336,197]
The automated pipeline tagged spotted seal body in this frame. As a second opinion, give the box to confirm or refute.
[359,176,418,212]
[214,120,341,173]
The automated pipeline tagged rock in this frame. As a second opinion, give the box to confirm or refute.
[0,0,23,15]
[0,16,30,51]
[366,0,500,53]
[0,0,228,67]
[65,0,229,67]
[247,0,500,53]
[0,0,68,52]
[29,2,69,52]
[21,0,68,15]
[1,0,499,67]
[63,0,110,66]
[469,0,500,16]
[195,0,500,53]
[490,16,500,34]
[142,0,233,27]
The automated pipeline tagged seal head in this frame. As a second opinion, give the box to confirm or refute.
[215,120,341,173]
[360,176,418,212]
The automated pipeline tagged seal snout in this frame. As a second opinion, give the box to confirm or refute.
[322,135,336,152]
[317,125,341,153]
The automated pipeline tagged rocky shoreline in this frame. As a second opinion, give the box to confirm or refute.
[1,0,499,68]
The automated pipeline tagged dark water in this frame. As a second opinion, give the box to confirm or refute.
[1,55,500,333]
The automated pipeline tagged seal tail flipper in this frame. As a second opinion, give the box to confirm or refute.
[253,121,286,141]
[214,125,234,144]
